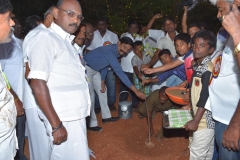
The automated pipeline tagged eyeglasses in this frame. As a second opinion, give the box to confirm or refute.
[58,8,84,21]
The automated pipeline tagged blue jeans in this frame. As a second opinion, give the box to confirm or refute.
[15,115,28,160]
[105,70,116,106]
[166,75,183,87]
[215,121,240,160]
[212,139,219,160]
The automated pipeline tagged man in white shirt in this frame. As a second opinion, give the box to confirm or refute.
[0,0,18,159]
[208,0,240,159]
[26,0,91,159]
[120,20,143,108]
[0,33,27,160]
[22,7,55,160]
[86,17,119,132]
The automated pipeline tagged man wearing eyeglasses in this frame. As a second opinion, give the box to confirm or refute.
[26,0,90,159]
[0,0,21,159]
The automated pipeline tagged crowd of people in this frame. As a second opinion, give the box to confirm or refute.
[1,0,240,159]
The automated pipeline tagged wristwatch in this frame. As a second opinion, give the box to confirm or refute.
[234,42,240,58]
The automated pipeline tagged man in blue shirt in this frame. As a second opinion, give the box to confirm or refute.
[84,37,146,100]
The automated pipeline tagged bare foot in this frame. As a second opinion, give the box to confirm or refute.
[181,147,189,155]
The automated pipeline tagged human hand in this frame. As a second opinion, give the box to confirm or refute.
[222,122,240,151]
[234,0,240,5]
[52,124,68,145]
[153,13,163,20]
[183,119,199,131]
[178,80,188,88]
[100,81,106,93]
[142,79,150,86]
[15,99,25,117]
[135,90,146,100]
[141,64,149,71]
[182,89,190,103]
[142,68,154,74]
[222,3,240,40]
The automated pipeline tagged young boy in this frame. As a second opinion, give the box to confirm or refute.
[131,41,151,103]
[143,33,193,87]
[184,30,216,159]
[143,49,186,87]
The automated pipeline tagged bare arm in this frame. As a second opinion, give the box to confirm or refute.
[184,107,206,131]
[141,49,161,70]
[133,66,143,80]
[129,85,146,100]
[9,89,24,117]
[181,6,188,33]
[30,79,67,144]
[146,14,163,31]
[143,59,183,74]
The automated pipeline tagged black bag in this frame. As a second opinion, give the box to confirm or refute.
[180,0,193,7]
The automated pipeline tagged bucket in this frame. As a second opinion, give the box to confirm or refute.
[118,91,132,119]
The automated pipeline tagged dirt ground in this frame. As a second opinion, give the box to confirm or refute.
[87,109,189,160]
[24,81,190,160]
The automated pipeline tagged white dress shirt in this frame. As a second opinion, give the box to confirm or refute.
[157,31,179,57]
[23,24,46,63]
[120,33,143,73]
[87,29,118,50]
[0,35,23,101]
[209,37,240,125]
[148,29,165,45]
[27,23,90,121]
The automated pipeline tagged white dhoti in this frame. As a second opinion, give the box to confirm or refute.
[24,78,51,160]
[38,109,89,160]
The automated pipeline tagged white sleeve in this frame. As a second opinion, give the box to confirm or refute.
[156,37,165,50]
[178,56,185,62]
[148,29,164,42]
[27,31,55,81]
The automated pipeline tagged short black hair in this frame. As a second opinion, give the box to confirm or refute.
[192,30,216,49]
[158,49,171,58]
[159,86,168,95]
[0,0,12,14]
[97,16,109,24]
[174,33,191,44]
[188,23,202,31]
[128,19,139,28]
[24,15,42,35]
[163,17,175,26]
[133,41,143,48]
[119,37,134,47]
